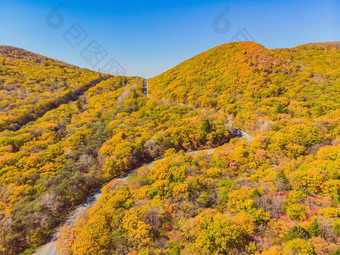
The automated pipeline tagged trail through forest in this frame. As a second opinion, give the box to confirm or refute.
[33,79,253,255]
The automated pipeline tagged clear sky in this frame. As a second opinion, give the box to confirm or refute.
[1,0,339,78]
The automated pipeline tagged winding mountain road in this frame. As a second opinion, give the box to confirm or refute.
[143,79,149,97]
[32,148,218,255]
[33,78,253,255]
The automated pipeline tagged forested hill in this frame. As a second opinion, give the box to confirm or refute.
[149,41,339,129]
[0,46,103,132]
[0,42,339,254]
[0,46,235,254]
[60,42,339,254]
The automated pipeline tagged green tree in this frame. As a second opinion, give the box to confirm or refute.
[308,217,321,237]
[284,239,315,255]
[284,225,310,241]
[275,171,291,191]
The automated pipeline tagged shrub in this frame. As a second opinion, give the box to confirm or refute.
[275,171,291,191]
[166,241,182,255]
[286,204,306,221]
[308,217,321,237]
[333,220,340,236]
[286,190,307,204]
[283,239,315,255]
[262,246,283,255]
[234,212,257,236]
[322,206,339,218]
[331,248,340,255]
[284,225,310,241]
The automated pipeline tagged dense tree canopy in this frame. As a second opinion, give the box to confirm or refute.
[0,42,339,254]
[0,46,103,132]
[58,42,339,254]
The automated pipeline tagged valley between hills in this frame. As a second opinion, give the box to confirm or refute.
[0,41,339,254]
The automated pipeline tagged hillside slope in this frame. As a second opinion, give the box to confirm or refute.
[149,42,339,131]
[0,46,103,131]
[0,48,237,254]
[60,42,340,254]
[0,75,143,254]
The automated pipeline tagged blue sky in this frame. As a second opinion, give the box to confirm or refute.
[1,0,339,78]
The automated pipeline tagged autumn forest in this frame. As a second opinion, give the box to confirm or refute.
[0,41,339,255]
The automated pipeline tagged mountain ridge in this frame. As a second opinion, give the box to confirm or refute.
[0,41,339,254]
[0,45,90,71]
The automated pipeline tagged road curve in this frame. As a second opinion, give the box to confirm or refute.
[143,79,149,97]
[32,148,218,255]
[33,78,253,255]
[33,135,253,254]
